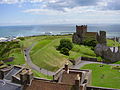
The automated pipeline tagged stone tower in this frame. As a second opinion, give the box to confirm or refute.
[98,31,107,45]
[72,25,87,44]
[76,25,87,37]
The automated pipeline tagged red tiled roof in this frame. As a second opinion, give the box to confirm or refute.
[26,79,75,90]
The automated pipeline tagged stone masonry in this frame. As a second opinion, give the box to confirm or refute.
[72,25,106,45]
[72,25,120,63]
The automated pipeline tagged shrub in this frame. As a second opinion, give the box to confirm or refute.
[18,37,25,40]
[57,39,73,56]
[58,39,73,50]
[60,47,69,56]
[83,39,97,48]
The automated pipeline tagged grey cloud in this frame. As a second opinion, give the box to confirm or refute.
[45,0,101,11]
[106,0,120,10]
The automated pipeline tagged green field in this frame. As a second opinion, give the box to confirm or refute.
[81,63,120,89]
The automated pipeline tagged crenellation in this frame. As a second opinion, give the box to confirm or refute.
[73,25,106,45]
[73,25,120,63]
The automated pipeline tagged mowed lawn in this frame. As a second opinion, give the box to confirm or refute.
[81,63,120,89]
[30,36,70,72]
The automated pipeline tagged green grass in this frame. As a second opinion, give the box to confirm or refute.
[81,63,120,89]
[21,36,47,48]
[114,61,120,64]
[31,39,52,55]
[107,39,120,47]
[6,48,25,65]
[32,70,52,80]
[68,44,97,60]
[30,36,71,72]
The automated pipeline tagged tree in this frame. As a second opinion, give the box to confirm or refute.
[83,39,97,47]
[57,39,73,56]
[60,47,69,56]
[58,39,73,50]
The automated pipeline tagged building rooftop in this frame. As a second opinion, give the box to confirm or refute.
[26,64,91,90]
[0,80,22,90]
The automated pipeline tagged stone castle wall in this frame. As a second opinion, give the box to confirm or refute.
[72,25,106,44]
[94,44,120,63]
[72,25,120,63]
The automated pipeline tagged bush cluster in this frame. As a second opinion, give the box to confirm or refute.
[83,39,97,50]
[0,41,20,59]
[57,39,73,56]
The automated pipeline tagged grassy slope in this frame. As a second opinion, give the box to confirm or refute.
[32,70,52,80]
[68,44,96,60]
[81,63,120,89]
[114,61,120,64]
[30,35,72,72]
[21,36,46,48]
[6,48,25,65]
[30,35,102,72]
[0,41,25,65]
[107,39,120,47]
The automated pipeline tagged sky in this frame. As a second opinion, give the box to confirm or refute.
[0,0,120,26]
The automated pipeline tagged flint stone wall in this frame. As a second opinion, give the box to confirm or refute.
[94,44,120,63]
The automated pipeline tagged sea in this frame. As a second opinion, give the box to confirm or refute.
[0,24,120,38]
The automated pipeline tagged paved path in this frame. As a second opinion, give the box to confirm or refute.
[72,60,120,69]
[24,43,55,76]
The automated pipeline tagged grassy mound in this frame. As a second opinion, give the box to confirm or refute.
[81,63,120,89]
[68,44,96,60]
[30,36,71,72]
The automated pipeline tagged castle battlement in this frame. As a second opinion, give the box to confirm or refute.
[73,25,104,44]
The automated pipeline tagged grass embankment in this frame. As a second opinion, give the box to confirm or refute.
[6,48,25,65]
[114,61,120,64]
[30,36,71,72]
[81,63,120,89]
[21,35,52,48]
[29,35,101,72]
[32,70,52,80]
[0,41,25,65]
[107,39,120,47]
[68,44,97,60]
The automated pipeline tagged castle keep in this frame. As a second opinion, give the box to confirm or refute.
[72,25,120,63]
[72,25,106,45]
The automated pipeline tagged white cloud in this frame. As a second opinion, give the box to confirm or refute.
[0,0,20,4]
[22,8,64,15]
